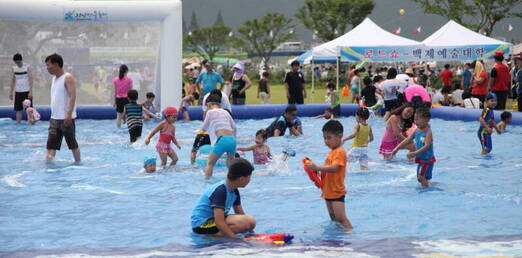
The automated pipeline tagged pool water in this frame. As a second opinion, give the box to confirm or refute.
[1,116,521,257]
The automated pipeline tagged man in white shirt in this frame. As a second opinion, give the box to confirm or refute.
[9,53,33,123]
[44,53,81,163]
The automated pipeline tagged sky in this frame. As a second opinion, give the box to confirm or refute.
[182,0,522,44]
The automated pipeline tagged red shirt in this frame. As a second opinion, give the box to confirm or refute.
[491,63,511,91]
[472,72,489,95]
[439,69,453,87]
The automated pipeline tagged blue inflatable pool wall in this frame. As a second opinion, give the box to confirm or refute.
[0,104,521,125]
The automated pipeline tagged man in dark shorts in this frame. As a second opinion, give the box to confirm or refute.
[284,61,307,104]
[265,105,302,137]
[191,130,211,164]
[9,53,33,123]
[45,53,81,163]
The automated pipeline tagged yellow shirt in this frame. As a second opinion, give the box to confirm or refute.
[352,123,371,147]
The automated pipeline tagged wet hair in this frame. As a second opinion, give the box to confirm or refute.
[256,129,268,140]
[444,64,450,69]
[390,103,415,132]
[146,92,155,99]
[386,68,397,79]
[373,75,384,83]
[13,53,22,61]
[325,107,333,113]
[356,107,370,120]
[285,104,297,114]
[291,60,300,67]
[119,65,129,80]
[363,76,372,87]
[262,72,269,77]
[322,120,343,135]
[44,53,63,68]
[227,158,254,180]
[206,94,221,104]
[415,107,431,120]
[210,89,222,98]
[127,89,138,101]
[500,111,512,121]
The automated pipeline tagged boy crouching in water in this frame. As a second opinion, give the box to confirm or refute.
[306,120,353,230]
[191,158,256,239]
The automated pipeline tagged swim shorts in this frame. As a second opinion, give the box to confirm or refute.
[212,136,236,156]
[325,195,345,202]
[192,218,219,234]
[477,130,492,151]
[46,119,79,150]
[192,134,211,152]
[348,146,368,167]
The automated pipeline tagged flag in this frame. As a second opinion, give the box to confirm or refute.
[392,27,401,35]
[410,26,421,35]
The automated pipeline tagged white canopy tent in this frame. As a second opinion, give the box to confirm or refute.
[0,0,182,109]
[306,17,422,92]
[421,20,511,61]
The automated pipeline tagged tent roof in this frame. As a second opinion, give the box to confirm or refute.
[422,20,510,47]
[311,17,422,58]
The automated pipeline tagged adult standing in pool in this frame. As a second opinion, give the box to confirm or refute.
[9,53,34,124]
[113,64,133,128]
[45,53,81,163]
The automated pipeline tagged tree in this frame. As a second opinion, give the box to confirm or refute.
[184,24,232,61]
[189,10,199,32]
[412,0,522,36]
[234,13,295,68]
[182,16,188,35]
[214,10,225,26]
[296,0,375,42]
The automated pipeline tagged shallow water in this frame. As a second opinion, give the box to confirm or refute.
[1,116,521,256]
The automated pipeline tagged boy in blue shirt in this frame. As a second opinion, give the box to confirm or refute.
[191,158,256,239]
[392,108,435,187]
[478,93,501,155]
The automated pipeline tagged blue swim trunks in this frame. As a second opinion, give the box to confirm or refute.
[477,130,492,151]
[417,163,434,180]
[212,136,236,156]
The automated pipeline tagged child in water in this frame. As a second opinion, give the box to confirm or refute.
[497,111,512,133]
[22,99,40,125]
[143,156,157,173]
[478,93,501,155]
[237,129,272,165]
[145,107,181,167]
[315,107,334,119]
[343,107,373,170]
[392,108,435,187]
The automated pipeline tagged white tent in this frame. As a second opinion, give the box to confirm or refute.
[310,17,422,60]
[423,20,510,47]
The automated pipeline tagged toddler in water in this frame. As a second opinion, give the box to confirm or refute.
[145,107,181,167]
[477,93,501,155]
[343,107,373,170]
[142,92,158,121]
[22,99,40,125]
[497,111,512,133]
[237,129,272,165]
[143,156,157,173]
[315,107,334,119]
[392,108,435,187]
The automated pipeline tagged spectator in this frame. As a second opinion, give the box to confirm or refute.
[489,52,511,110]
[9,53,34,123]
[284,61,306,104]
[196,62,225,104]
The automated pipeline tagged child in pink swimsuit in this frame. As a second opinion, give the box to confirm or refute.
[22,99,40,125]
[379,104,415,159]
[145,107,181,167]
[237,129,271,164]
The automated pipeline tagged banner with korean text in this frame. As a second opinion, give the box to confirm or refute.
[339,44,510,62]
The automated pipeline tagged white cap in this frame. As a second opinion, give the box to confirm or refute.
[22,99,31,107]
[396,74,412,85]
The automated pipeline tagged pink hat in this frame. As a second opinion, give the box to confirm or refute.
[22,99,31,107]
[164,107,178,116]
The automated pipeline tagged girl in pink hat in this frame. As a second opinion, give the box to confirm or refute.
[145,107,181,167]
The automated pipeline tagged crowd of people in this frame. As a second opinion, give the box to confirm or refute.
[5,51,519,241]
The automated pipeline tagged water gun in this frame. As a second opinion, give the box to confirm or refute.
[302,157,323,189]
[245,233,294,245]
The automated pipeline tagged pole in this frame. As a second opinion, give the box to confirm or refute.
[336,56,340,91]
[312,58,315,103]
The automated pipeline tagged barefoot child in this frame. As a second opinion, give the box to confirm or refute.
[478,93,501,155]
[237,129,271,165]
[343,107,373,170]
[191,158,256,239]
[306,120,353,230]
[145,107,181,167]
[125,90,159,143]
[315,107,334,119]
[22,99,40,125]
[392,108,435,187]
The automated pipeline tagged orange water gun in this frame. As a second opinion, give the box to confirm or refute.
[302,157,323,189]
[245,233,294,245]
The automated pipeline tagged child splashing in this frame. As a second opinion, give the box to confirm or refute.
[237,129,271,165]
[145,107,181,167]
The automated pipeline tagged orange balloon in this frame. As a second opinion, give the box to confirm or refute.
[399,9,405,15]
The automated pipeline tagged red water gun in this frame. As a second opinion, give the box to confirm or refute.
[302,157,323,189]
[245,233,294,245]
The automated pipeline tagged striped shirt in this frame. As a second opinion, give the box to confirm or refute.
[125,102,143,130]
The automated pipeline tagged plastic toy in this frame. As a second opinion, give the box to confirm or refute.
[245,233,294,245]
[302,157,322,188]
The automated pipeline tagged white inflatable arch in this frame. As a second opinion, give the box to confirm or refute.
[0,0,182,109]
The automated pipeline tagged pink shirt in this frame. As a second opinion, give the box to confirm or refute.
[113,76,133,98]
